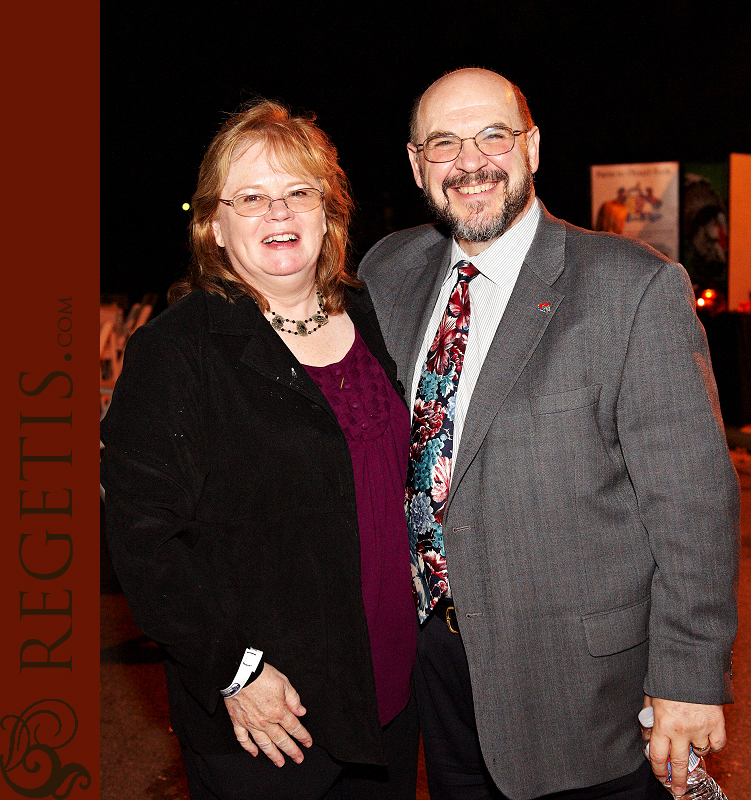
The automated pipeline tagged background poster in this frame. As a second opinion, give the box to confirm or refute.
[591,161,680,262]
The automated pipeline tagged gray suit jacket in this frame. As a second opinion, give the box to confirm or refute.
[359,204,739,800]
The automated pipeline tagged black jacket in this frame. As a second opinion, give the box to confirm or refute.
[101,286,404,762]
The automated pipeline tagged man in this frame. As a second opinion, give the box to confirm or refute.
[359,68,739,800]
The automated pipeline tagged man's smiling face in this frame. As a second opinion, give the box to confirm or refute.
[407,69,540,256]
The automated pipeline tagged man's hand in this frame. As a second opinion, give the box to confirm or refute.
[643,696,726,797]
[224,663,312,767]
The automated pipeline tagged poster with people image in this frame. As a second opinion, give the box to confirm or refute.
[591,161,680,262]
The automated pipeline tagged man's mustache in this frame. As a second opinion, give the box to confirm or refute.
[442,169,509,198]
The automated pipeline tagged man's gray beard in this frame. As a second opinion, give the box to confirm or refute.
[422,164,534,243]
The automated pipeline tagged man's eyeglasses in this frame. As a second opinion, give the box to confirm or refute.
[218,187,323,218]
[415,126,529,163]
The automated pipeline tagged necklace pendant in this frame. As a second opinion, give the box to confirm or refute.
[296,320,309,336]
[270,313,285,331]
[313,313,328,326]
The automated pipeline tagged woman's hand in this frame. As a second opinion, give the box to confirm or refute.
[224,663,313,767]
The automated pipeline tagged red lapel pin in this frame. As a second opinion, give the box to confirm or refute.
[537,302,551,313]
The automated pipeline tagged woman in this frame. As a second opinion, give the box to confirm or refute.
[100,101,418,800]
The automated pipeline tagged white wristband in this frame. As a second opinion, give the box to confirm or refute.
[219,647,264,698]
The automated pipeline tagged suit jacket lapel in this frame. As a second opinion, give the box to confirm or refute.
[449,207,567,504]
[388,237,453,396]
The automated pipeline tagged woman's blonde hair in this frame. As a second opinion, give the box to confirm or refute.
[169,100,358,312]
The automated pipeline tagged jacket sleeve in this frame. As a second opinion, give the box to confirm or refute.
[100,322,249,714]
[616,261,740,704]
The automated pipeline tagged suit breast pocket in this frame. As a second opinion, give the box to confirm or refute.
[530,384,602,416]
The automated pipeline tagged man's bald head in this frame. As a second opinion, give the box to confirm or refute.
[409,68,534,146]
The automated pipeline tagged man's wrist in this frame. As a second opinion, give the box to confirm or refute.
[220,647,264,698]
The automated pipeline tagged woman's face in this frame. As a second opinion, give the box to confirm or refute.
[211,142,327,293]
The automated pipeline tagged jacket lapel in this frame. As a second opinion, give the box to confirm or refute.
[205,293,331,410]
[448,207,567,504]
[388,237,453,396]
[208,288,402,420]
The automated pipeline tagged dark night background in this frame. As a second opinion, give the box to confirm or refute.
[102,2,751,314]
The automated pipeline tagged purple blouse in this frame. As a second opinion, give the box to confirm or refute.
[303,328,416,726]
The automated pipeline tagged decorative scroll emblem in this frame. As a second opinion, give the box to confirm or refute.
[537,302,551,313]
[1,699,91,797]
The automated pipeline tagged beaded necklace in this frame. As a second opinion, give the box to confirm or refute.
[267,289,329,336]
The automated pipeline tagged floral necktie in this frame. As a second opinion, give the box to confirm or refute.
[406,261,479,623]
